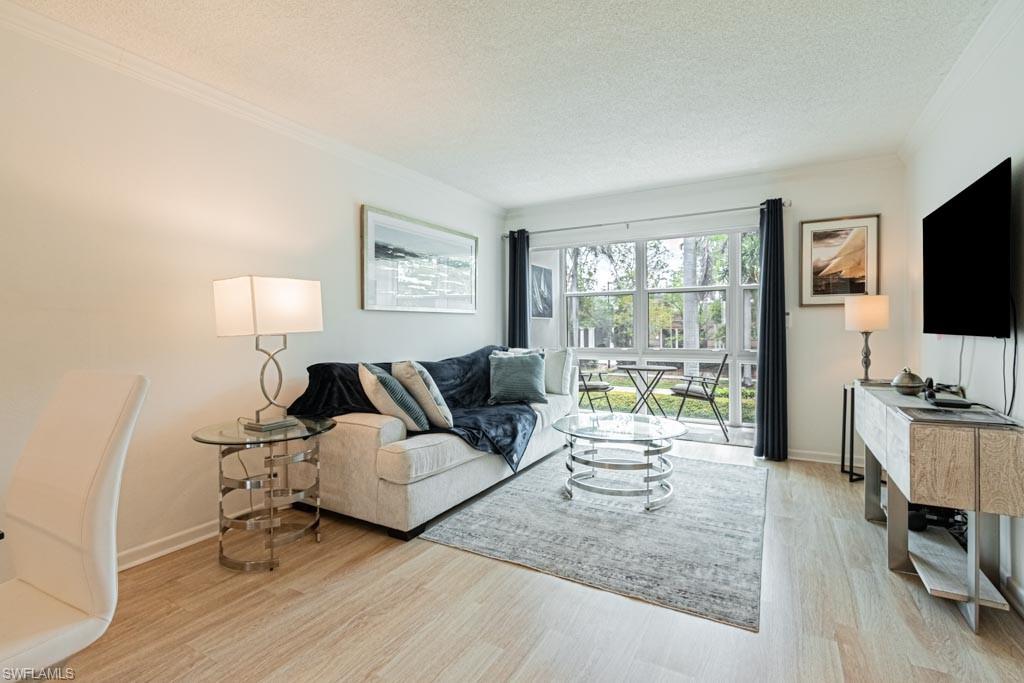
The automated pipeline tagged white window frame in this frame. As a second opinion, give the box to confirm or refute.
[551,224,760,426]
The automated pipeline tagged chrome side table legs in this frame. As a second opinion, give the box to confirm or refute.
[565,437,674,511]
[217,437,321,571]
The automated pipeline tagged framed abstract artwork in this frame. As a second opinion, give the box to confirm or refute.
[800,214,879,306]
[361,206,477,313]
[530,264,553,318]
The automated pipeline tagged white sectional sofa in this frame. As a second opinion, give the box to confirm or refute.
[316,393,576,538]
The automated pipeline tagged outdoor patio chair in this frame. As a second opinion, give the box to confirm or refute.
[670,354,729,440]
[578,369,614,412]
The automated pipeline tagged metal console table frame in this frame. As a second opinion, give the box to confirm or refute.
[192,418,335,572]
[554,413,686,511]
[840,383,863,482]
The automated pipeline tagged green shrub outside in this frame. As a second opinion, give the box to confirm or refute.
[579,386,756,423]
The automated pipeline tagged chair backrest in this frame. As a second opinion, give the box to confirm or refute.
[5,371,148,621]
[710,354,729,388]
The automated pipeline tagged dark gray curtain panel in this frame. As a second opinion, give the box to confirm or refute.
[507,229,531,348]
[755,199,788,461]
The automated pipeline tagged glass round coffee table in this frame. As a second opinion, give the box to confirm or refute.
[553,412,687,511]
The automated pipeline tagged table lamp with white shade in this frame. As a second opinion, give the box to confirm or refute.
[213,276,323,431]
[844,294,889,382]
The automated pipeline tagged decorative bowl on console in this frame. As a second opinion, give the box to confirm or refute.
[891,367,925,396]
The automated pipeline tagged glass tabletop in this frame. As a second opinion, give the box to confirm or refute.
[192,417,336,446]
[616,364,676,372]
[553,412,687,442]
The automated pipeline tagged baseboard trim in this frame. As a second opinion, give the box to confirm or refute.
[788,449,864,468]
[1002,575,1024,618]
[117,520,218,571]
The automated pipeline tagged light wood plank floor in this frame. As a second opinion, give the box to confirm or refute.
[70,444,1024,682]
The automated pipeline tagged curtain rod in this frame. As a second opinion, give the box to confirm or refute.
[504,199,791,238]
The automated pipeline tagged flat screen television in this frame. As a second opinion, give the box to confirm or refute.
[923,158,1011,338]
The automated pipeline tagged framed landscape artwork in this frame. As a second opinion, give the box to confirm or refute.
[361,205,477,313]
[530,264,553,318]
[800,214,879,306]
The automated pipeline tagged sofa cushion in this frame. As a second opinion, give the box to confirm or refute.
[377,433,484,484]
[531,393,576,429]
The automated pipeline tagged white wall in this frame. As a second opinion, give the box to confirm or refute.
[507,156,910,461]
[899,0,1024,612]
[0,20,504,577]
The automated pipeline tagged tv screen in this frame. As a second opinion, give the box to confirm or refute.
[923,158,1011,338]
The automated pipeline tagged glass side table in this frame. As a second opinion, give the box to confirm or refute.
[192,417,335,572]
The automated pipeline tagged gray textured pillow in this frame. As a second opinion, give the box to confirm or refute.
[489,353,548,404]
[358,363,429,431]
[392,360,454,429]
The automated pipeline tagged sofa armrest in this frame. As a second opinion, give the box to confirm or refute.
[308,413,406,523]
[333,413,407,448]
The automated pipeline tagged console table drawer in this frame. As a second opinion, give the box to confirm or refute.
[855,386,887,464]
[908,424,975,510]
[979,429,1024,516]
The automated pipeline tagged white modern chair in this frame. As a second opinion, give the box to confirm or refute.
[0,371,148,674]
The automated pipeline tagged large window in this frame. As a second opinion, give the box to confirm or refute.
[553,228,760,425]
[564,243,636,349]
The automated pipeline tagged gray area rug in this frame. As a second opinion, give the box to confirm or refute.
[422,451,768,631]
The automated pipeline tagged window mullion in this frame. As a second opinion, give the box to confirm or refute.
[727,233,742,425]
[561,246,569,348]
[636,237,646,365]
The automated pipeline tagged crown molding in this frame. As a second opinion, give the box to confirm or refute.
[899,0,1024,160]
[0,0,505,218]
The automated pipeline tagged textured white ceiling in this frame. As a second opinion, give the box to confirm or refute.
[16,1,995,207]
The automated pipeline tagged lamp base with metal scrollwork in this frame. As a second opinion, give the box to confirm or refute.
[242,334,300,432]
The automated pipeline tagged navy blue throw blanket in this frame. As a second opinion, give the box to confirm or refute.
[287,345,538,471]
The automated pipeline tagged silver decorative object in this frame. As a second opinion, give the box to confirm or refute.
[891,367,926,396]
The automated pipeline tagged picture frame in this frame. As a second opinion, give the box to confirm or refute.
[800,214,879,306]
[530,264,553,319]
[361,205,478,313]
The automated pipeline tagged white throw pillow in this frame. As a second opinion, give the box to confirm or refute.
[541,348,574,395]
[391,360,454,429]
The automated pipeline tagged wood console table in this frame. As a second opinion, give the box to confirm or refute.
[854,383,1024,631]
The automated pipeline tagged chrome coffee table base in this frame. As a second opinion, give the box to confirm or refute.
[565,438,674,511]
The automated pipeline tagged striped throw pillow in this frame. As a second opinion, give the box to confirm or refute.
[358,363,429,431]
